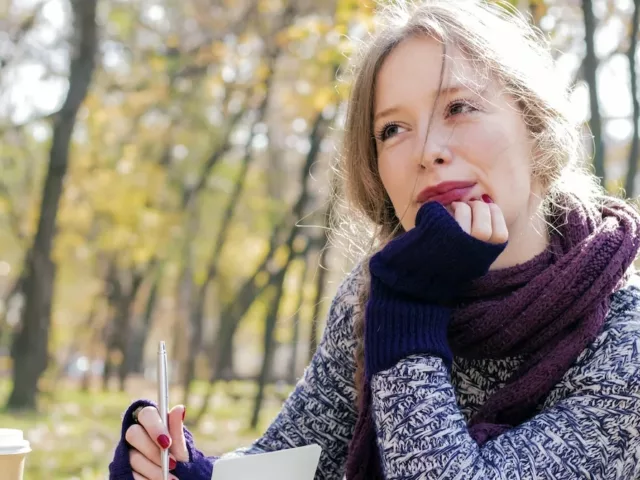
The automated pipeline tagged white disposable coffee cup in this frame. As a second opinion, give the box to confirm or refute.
[0,429,31,480]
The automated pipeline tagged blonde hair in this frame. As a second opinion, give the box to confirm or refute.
[332,0,606,395]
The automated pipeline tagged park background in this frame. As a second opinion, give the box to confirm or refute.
[0,0,639,478]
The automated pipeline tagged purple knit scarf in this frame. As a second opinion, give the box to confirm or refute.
[345,194,640,479]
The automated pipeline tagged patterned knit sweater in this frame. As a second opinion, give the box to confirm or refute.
[112,266,640,479]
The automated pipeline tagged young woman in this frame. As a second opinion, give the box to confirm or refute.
[109,1,640,479]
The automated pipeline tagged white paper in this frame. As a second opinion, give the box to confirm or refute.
[210,444,322,480]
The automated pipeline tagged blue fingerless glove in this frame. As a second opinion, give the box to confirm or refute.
[364,201,507,379]
[109,399,215,480]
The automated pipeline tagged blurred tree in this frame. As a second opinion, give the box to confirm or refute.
[250,109,333,428]
[190,0,371,423]
[624,0,639,198]
[307,198,333,363]
[182,2,297,405]
[286,249,312,384]
[582,0,605,186]
[7,0,99,410]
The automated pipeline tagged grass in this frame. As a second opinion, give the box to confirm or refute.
[0,377,289,480]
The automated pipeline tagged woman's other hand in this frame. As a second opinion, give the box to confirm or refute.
[125,404,188,480]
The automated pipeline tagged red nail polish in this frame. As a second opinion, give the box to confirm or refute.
[182,407,186,421]
[157,434,171,449]
[481,194,493,204]
[170,458,177,469]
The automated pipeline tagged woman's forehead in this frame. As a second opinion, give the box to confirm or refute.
[373,37,492,113]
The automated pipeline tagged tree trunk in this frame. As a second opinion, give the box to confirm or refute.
[582,0,606,186]
[0,272,26,346]
[80,364,92,392]
[116,270,147,391]
[102,261,120,391]
[250,267,289,429]
[101,263,147,391]
[306,183,334,363]
[172,208,198,384]
[182,283,206,406]
[55,294,100,385]
[624,0,639,198]
[102,358,114,392]
[130,264,163,374]
[307,241,330,363]
[287,255,312,384]
[81,300,106,393]
[207,217,288,381]
[287,306,302,384]
[191,267,271,426]
[7,0,98,410]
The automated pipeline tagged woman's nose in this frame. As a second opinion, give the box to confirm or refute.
[415,128,452,169]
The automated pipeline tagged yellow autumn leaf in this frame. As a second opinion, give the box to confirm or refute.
[312,86,335,112]
[286,25,308,42]
[255,63,272,83]
[166,34,180,49]
[150,55,166,73]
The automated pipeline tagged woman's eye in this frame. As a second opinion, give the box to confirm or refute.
[376,123,405,142]
[447,100,478,117]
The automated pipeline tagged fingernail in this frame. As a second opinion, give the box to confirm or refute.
[170,457,177,469]
[481,194,493,204]
[157,434,171,449]
[182,407,186,421]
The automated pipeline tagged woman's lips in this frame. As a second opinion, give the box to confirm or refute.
[420,186,475,206]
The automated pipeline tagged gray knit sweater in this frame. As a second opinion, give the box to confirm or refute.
[214,267,640,479]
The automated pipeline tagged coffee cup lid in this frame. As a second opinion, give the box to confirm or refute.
[0,429,30,455]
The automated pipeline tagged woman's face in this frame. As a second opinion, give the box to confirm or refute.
[373,35,543,256]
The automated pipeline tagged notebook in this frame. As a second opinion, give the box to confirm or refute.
[210,444,322,480]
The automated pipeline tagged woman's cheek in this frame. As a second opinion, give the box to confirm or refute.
[459,123,509,159]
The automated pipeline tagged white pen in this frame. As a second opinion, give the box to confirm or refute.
[158,341,169,480]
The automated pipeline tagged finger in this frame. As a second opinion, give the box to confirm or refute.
[125,425,158,462]
[469,201,492,242]
[451,202,471,234]
[137,406,172,451]
[168,404,189,462]
[125,425,178,469]
[130,450,179,480]
[132,472,150,480]
[488,203,509,244]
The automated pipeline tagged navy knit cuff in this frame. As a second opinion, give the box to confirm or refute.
[109,399,156,480]
[369,201,508,304]
[364,277,452,380]
[173,427,215,480]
